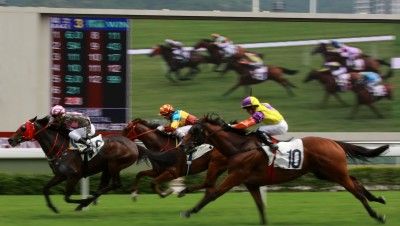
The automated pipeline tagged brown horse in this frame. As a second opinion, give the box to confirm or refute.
[8,116,141,213]
[348,71,394,119]
[303,68,349,107]
[122,118,227,199]
[223,56,297,96]
[180,115,388,225]
[311,42,390,73]
[149,44,207,82]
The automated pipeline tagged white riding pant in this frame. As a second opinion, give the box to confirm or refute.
[68,124,95,141]
[174,125,192,139]
[257,120,288,136]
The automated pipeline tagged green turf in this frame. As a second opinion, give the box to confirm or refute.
[129,19,400,132]
[0,192,398,226]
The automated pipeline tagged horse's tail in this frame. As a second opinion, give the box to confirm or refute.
[136,145,150,165]
[362,54,391,67]
[279,67,299,75]
[335,141,389,161]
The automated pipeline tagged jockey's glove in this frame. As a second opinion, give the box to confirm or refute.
[156,125,165,132]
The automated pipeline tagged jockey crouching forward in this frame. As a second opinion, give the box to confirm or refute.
[50,105,95,154]
[331,40,363,69]
[211,33,237,58]
[324,62,350,91]
[360,71,385,96]
[239,52,268,80]
[230,96,288,151]
[165,39,190,62]
[157,104,198,144]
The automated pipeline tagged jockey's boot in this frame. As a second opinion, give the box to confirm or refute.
[256,130,278,151]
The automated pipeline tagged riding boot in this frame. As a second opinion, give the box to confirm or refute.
[256,130,278,151]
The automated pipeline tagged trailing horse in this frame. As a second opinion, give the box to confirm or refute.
[122,118,227,199]
[8,116,142,213]
[180,114,388,225]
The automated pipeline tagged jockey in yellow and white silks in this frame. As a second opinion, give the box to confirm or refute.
[324,62,350,91]
[231,96,288,150]
[239,52,268,80]
[157,104,198,141]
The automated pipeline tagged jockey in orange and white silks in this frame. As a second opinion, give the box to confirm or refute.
[165,39,190,62]
[239,52,268,80]
[157,104,198,141]
[211,33,237,58]
[50,105,95,150]
[230,96,288,150]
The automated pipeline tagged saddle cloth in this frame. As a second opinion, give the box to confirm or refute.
[261,138,304,170]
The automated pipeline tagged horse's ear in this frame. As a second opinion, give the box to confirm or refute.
[29,116,37,122]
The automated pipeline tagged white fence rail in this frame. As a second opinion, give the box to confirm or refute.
[127,35,395,55]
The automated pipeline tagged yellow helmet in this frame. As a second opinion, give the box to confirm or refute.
[211,33,220,38]
[159,104,174,116]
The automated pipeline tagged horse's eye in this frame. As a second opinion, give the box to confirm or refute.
[20,125,26,131]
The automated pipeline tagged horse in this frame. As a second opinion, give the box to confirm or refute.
[180,114,388,225]
[149,44,207,82]
[348,71,393,119]
[222,56,298,96]
[7,116,142,213]
[303,68,349,107]
[122,118,227,199]
[311,42,390,73]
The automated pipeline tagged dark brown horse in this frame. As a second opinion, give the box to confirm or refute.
[149,44,207,82]
[8,116,141,213]
[122,118,227,199]
[303,68,349,107]
[311,42,390,73]
[193,39,226,72]
[348,71,393,119]
[180,115,388,225]
[223,57,297,96]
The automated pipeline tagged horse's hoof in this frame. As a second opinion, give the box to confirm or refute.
[379,196,386,204]
[177,191,186,198]
[49,206,59,214]
[131,191,139,202]
[180,211,191,218]
[377,214,386,224]
[75,206,83,211]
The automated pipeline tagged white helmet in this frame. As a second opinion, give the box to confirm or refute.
[50,105,66,116]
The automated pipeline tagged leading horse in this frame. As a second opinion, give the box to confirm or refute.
[180,114,388,225]
[122,118,227,199]
[149,44,208,82]
[8,116,142,213]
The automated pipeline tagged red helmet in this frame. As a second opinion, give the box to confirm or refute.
[50,105,66,116]
[159,104,174,116]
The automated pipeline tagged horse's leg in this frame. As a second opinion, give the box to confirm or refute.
[92,171,111,205]
[332,93,348,106]
[339,176,385,223]
[64,177,96,207]
[178,161,225,198]
[181,170,245,219]
[244,183,267,225]
[349,103,360,119]
[43,174,67,213]
[368,104,384,118]
[130,169,159,201]
[320,91,331,107]
[76,173,122,211]
[350,176,386,204]
[223,83,241,97]
[151,170,177,198]
[165,69,176,82]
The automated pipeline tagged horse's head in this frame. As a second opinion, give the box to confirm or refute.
[8,116,50,147]
[311,42,328,55]
[149,45,162,57]
[122,118,145,140]
[194,39,213,49]
[303,70,319,83]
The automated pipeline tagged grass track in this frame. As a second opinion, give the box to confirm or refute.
[0,191,399,226]
[129,19,400,132]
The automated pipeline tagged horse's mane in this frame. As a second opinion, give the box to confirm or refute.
[201,113,248,136]
[36,115,70,138]
[132,118,160,130]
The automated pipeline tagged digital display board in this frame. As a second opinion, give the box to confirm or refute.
[50,17,129,130]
